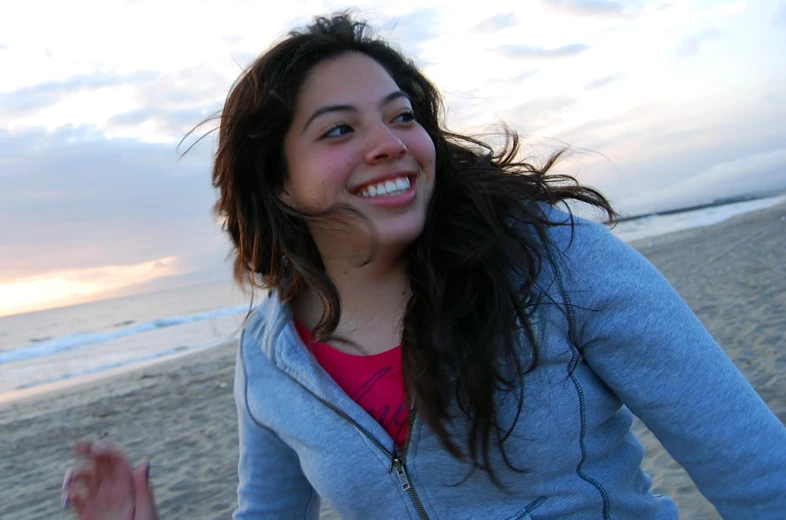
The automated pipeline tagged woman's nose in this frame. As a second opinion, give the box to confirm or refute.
[365,124,407,163]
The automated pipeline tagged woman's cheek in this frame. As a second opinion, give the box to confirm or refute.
[319,148,359,189]
[410,128,436,167]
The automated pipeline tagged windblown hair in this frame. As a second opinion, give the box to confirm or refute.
[209,12,615,485]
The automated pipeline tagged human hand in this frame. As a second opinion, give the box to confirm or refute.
[62,440,158,520]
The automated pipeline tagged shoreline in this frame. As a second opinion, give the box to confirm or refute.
[1,202,784,519]
[0,339,239,417]
[3,194,784,405]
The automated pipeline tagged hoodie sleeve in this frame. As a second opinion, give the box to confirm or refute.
[551,212,786,519]
[233,332,321,520]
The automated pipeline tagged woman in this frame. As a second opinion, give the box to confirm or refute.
[62,13,786,519]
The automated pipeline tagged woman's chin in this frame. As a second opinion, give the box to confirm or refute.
[310,211,427,259]
[375,221,426,250]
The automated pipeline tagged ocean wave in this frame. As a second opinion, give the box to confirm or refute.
[14,345,193,390]
[113,320,136,328]
[0,306,250,365]
[612,194,786,243]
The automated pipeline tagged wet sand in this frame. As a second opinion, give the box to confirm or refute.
[1,203,784,519]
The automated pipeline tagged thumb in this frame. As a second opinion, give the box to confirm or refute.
[133,461,159,520]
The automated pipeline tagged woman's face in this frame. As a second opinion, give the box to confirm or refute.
[282,52,436,252]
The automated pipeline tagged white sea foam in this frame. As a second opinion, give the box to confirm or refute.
[0,305,249,364]
[610,195,786,243]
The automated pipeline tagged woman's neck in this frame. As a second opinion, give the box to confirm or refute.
[294,247,410,354]
[329,254,409,318]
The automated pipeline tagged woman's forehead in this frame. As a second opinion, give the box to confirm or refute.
[295,53,401,110]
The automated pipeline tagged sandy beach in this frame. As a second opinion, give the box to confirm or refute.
[2,203,784,520]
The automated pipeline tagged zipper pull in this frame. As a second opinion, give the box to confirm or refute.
[392,458,412,491]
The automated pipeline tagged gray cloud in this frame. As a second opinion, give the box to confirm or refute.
[474,13,519,33]
[107,105,219,139]
[379,8,443,54]
[136,66,230,107]
[541,0,628,17]
[0,127,227,281]
[678,28,721,57]
[0,63,244,286]
[0,65,229,133]
[584,74,620,91]
[553,100,786,215]
[508,96,577,131]
[0,71,160,119]
[498,43,589,59]
[0,66,228,151]
[618,147,786,215]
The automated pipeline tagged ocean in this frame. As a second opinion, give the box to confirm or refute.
[1,194,784,403]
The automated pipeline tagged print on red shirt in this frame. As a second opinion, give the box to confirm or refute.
[294,318,409,447]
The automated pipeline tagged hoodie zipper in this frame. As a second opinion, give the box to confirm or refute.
[393,406,428,518]
[283,375,429,519]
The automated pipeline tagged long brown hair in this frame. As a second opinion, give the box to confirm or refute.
[207,12,615,485]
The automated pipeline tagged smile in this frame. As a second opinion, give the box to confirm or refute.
[355,175,412,198]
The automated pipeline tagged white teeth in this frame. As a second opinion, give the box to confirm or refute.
[357,176,412,198]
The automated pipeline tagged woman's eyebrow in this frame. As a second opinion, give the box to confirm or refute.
[302,90,412,134]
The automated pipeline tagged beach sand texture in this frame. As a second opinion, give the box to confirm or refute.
[1,203,784,520]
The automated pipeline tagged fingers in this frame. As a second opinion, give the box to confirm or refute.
[72,439,135,485]
[68,492,90,517]
[71,439,95,456]
[61,468,73,510]
[62,463,94,515]
[73,439,129,465]
[64,466,96,492]
[65,439,138,516]
[133,461,159,520]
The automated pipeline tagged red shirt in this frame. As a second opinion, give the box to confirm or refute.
[294,318,409,448]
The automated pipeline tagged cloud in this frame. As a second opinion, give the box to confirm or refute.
[0,127,227,283]
[541,0,628,17]
[678,28,721,56]
[677,148,786,195]
[379,8,443,53]
[107,105,218,139]
[473,13,519,33]
[223,34,245,45]
[776,4,786,25]
[135,66,230,108]
[0,71,159,119]
[497,43,590,59]
[546,92,786,216]
[485,70,540,89]
[584,74,620,91]
[0,256,181,317]
[1,65,228,143]
[508,96,577,131]
[618,148,786,214]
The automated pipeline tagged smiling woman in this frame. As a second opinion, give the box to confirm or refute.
[281,53,436,261]
[60,11,786,520]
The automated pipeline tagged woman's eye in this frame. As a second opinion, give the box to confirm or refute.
[321,124,353,139]
[393,111,416,123]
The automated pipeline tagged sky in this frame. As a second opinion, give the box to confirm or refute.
[1,0,785,316]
